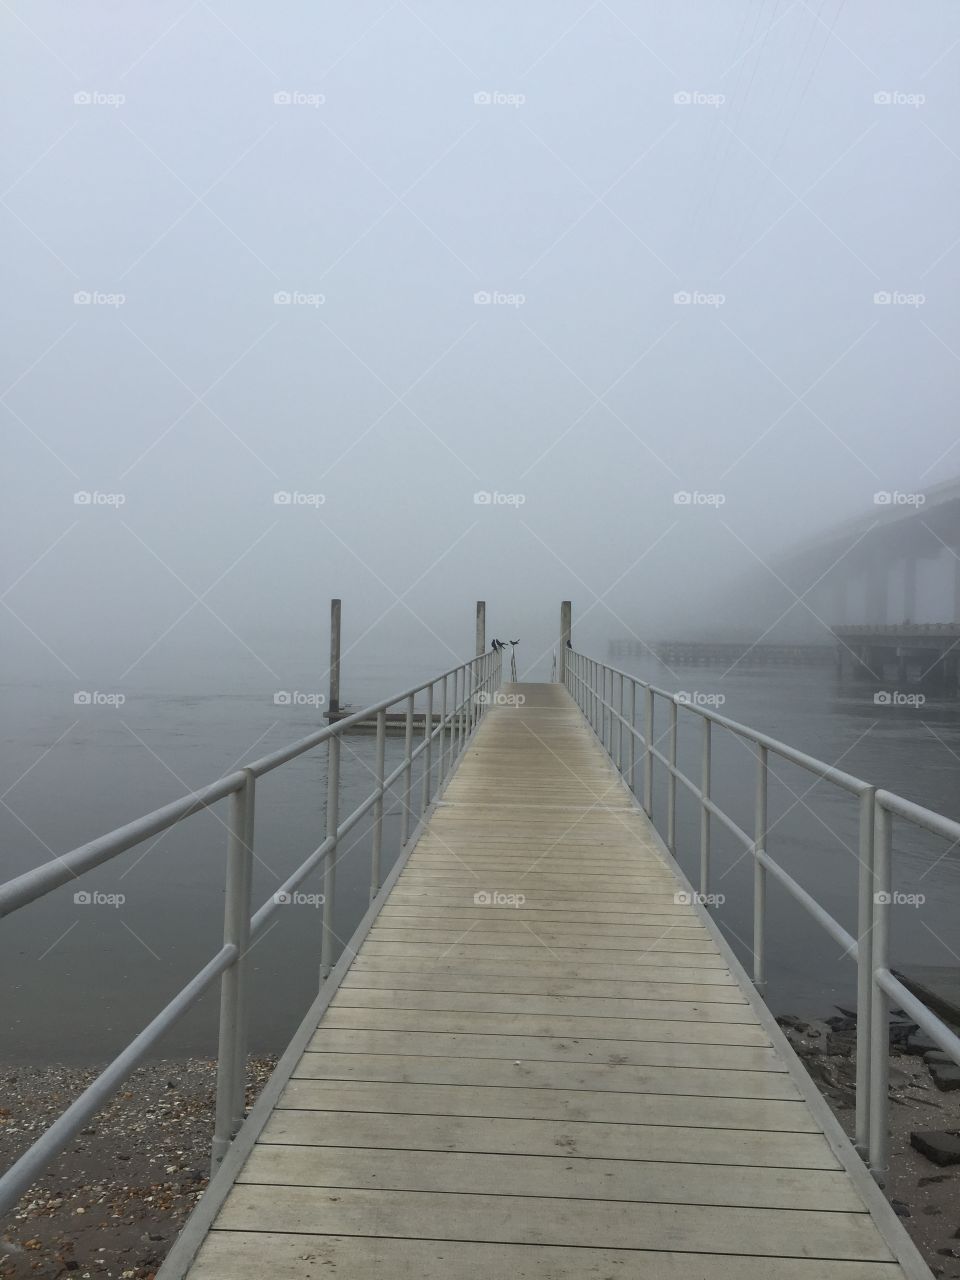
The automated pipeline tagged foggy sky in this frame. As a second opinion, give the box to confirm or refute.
[4,2,960,685]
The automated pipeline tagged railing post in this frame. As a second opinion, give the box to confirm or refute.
[700,718,711,896]
[667,698,678,852]
[211,769,255,1171]
[855,786,876,1158]
[401,693,414,843]
[560,600,571,685]
[615,672,623,772]
[753,743,768,990]
[370,708,386,901]
[439,673,449,786]
[869,803,892,1179]
[320,734,340,982]
[643,687,654,816]
[421,682,434,813]
[328,598,341,716]
[627,679,636,794]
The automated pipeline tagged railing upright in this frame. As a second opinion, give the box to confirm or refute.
[211,769,255,1169]
[319,736,340,981]
[370,708,386,901]
[439,673,449,787]
[666,697,678,852]
[855,786,876,1157]
[627,678,636,795]
[421,683,434,813]
[753,743,768,990]
[643,686,653,816]
[868,804,893,1177]
[700,718,711,896]
[401,693,415,843]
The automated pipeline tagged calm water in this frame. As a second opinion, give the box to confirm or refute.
[2,656,959,1064]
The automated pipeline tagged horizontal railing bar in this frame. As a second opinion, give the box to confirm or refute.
[757,849,857,953]
[0,942,237,1219]
[0,773,247,919]
[877,969,960,1065]
[876,789,960,844]
[0,657,488,922]
[570,649,869,798]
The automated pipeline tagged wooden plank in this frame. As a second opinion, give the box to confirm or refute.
[348,955,737,983]
[276,1079,819,1131]
[259,1109,839,1167]
[330,988,757,1023]
[369,918,712,940]
[237,1144,861,1210]
[369,924,713,945]
[320,1006,773,1044]
[190,1232,902,1280]
[303,1027,786,1071]
[359,941,727,965]
[291,1051,801,1099]
[340,971,749,1003]
[214,1186,890,1259]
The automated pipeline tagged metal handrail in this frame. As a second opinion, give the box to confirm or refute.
[563,645,960,1179]
[0,646,503,1217]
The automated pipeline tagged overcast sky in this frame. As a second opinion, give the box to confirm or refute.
[4,1,960,683]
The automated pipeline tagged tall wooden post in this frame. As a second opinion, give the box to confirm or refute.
[560,601,572,683]
[329,598,341,716]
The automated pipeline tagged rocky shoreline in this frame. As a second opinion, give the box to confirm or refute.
[1,1024,960,1279]
[0,1058,276,1280]
[778,1009,960,1276]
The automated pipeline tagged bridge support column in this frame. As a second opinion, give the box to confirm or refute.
[952,551,960,621]
[902,556,917,624]
[475,601,485,657]
[865,562,888,625]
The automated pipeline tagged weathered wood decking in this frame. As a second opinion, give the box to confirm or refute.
[181,683,919,1279]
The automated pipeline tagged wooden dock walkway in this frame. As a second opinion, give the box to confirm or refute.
[177,683,918,1279]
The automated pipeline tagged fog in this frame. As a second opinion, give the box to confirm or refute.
[5,2,960,686]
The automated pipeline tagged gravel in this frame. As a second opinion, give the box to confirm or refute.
[0,1057,275,1280]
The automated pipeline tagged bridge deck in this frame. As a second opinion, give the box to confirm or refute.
[183,683,912,1279]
